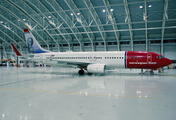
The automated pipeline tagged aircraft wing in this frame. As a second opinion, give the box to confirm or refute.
[57,60,90,69]
[36,58,92,69]
[27,55,100,69]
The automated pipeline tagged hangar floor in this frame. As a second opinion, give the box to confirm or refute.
[0,66,176,120]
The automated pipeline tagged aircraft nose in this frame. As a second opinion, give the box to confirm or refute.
[165,58,172,66]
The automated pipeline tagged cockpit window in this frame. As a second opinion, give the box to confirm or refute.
[157,56,165,59]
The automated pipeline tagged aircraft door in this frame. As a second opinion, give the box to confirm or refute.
[147,54,152,62]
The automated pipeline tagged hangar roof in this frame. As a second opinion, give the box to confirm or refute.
[0,0,176,51]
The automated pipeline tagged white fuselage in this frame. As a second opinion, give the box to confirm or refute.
[31,51,126,69]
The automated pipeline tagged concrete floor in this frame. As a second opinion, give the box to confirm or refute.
[0,66,176,120]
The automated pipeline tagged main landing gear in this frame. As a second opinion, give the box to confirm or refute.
[140,69,154,75]
[150,71,154,75]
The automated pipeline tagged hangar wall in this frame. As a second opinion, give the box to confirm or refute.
[164,45,176,60]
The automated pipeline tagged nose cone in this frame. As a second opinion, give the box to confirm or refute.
[165,58,173,66]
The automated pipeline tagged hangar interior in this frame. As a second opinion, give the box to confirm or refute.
[0,0,176,61]
[0,0,176,120]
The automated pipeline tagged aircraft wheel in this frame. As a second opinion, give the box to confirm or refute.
[78,70,84,75]
[150,71,154,75]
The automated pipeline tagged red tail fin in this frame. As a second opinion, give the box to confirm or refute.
[11,43,22,56]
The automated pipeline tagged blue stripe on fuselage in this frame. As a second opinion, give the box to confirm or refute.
[125,51,127,68]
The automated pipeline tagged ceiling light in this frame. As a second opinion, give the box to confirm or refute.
[23,19,26,21]
[148,5,152,7]
[77,13,80,15]
[110,9,114,12]
[76,18,82,23]
[140,6,143,9]
[0,21,3,23]
[103,9,106,12]
[71,13,73,16]
[48,16,51,18]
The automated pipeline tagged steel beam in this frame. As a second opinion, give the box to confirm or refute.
[145,1,148,51]
[83,0,108,51]
[7,0,60,51]
[21,0,162,15]
[103,0,120,51]
[64,0,95,51]
[38,0,71,50]
[0,14,25,44]
[52,25,176,36]
[0,4,49,50]
[0,29,22,52]
[161,0,168,55]
[36,18,176,32]
[53,0,84,51]
[123,0,133,51]
[0,36,13,53]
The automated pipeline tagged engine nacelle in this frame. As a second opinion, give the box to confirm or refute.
[87,63,106,74]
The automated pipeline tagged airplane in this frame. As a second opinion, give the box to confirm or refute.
[22,28,172,75]
[11,43,27,60]
[0,58,17,67]
[11,43,35,67]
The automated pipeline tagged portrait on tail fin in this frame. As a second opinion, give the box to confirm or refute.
[27,37,34,54]
[24,28,50,54]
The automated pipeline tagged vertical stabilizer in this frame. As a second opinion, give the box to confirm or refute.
[11,43,22,56]
[24,29,50,54]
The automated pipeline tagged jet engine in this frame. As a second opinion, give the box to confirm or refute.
[87,63,106,74]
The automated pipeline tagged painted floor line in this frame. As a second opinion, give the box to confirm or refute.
[0,88,162,100]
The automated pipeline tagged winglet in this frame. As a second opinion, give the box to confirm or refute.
[11,43,22,56]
